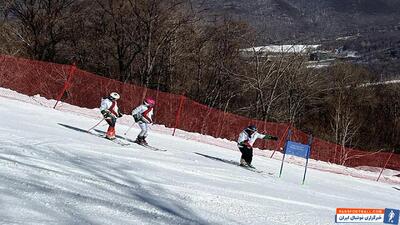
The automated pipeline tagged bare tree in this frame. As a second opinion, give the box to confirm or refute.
[281,55,327,125]
[4,0,83,61]
[127,0,192,87]
[177,18,250,109]
[227,43,326,126]
[331,96,362,165]
[226,48,285,121]
[327,63,367,164]
[91,0,142,82]
[0,8,25,56]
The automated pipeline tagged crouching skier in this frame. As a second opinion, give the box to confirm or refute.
[131,97,155,145]
[237,125,278,168]
[99,92,122,140]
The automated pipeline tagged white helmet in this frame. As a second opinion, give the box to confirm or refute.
[110,92,120,100]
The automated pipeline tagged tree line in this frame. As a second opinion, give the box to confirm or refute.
[1,0,399,154]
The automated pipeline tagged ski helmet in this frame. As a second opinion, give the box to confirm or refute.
[246,125,257,132]
[144,97,155,106]
[109,92,120,100]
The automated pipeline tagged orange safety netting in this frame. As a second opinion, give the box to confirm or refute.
[1,55,399,171]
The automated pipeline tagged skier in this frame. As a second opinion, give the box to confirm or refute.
[131,97,155,145]
[99,92,122,140]
[237,125,278,168]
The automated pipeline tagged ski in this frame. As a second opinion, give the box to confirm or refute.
[106,137,130,146]
[239,165,263,173]
[58,123,130,146]
[133,141,167,152]
[193,152,274,176]
[239,165,274,176]
[93,129,167,151]
[88,131,130,146]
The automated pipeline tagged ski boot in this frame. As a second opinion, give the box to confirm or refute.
[135,136,148,145]
[106,127,116,140]
[239,158,248,167]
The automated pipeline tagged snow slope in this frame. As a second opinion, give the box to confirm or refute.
[0,88,399,225]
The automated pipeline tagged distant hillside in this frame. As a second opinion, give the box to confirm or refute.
[193,0,400,41]
[192,0,400,77]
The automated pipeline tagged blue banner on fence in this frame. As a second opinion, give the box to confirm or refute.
[285,141,310,159]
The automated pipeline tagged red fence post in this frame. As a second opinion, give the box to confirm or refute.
[376,150,394,182]
[217,111,226,137]
[153,87,160,124]
[53,63,77,109]
[172,95,185,136]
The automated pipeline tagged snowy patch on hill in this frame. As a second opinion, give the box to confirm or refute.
[241,45,320,54]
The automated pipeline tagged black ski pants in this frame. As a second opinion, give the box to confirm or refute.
[239,145,253,165]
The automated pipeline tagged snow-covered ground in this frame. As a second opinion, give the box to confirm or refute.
[241,45,320,54]
[0,88,399,225]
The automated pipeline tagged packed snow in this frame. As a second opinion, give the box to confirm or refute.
[0,88,399,225]
[241,45,320,54]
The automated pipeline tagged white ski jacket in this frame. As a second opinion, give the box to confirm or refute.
[237,130,266,147]
[100,97,119,117]
[132,104,153,124]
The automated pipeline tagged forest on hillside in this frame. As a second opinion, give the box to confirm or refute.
[0,0,399,153]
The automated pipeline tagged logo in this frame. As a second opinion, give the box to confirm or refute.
[336,208,400,224]
[384,208,399,225]
[336,208,384,223]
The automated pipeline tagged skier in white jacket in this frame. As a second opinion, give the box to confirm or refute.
[99,92,122,139]
[131,97,155,145]
[237,125,278,168]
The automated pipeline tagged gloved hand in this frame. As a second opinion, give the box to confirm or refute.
[101,110,112,119]
[133,114,141,122]
[242,140,252,148]
[270,136,278,141]
[264,135,278,141]
[117,109,123,118]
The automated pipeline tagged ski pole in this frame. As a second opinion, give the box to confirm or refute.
[87,118,105,132]
[124,122,136,135]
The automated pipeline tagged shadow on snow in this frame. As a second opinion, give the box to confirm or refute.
[0,124,220,225]
[194,152,239,166]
